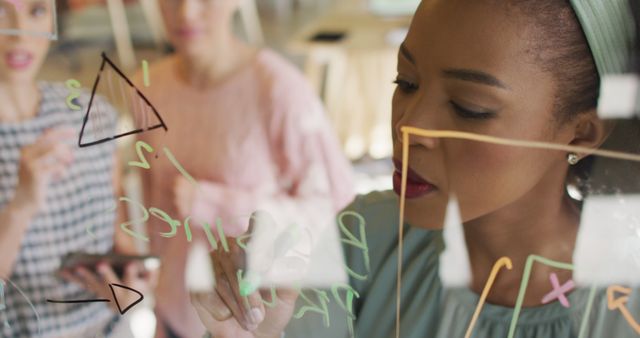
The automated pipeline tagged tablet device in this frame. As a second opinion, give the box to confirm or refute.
[60,252,160,278]
[309,31,347,43]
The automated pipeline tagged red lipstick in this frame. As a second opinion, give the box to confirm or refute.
[392,159,437,199]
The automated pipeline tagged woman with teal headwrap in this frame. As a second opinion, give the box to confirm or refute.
[191,0,639,337]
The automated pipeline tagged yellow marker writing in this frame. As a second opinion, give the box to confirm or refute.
[465,257,513,338]
[607,285,640,335]
[142,60,150,87]
[65,79,82,111]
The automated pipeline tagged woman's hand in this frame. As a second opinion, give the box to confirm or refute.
[13,128,75,214]
[191,288,298,338]
[191,214,299,338]
[60,261,152,314]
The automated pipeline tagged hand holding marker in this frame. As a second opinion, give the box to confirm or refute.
[191,212,299,337]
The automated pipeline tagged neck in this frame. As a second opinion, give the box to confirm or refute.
[463,168,580,306]
[177,26,255,88]
[0,81,40,123]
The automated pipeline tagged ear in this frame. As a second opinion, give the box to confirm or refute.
[568,109,613,157]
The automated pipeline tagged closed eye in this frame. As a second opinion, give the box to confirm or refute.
[393,78,418,94]
[450,101,496,119]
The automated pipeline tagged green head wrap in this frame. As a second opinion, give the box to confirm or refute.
[570,0,638,117]
[569,0,637,76]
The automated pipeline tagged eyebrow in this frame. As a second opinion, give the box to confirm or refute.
[442,69,510,90]
[399,43,416,64]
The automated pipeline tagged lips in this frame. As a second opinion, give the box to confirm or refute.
[392,158,438,199]
[5,50,33,70]
[176,27,201,39]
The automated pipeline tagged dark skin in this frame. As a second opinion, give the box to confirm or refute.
[195,0,612,335]
[393,0,608,306]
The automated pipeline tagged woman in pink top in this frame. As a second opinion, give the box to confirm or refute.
[133,0,355,337]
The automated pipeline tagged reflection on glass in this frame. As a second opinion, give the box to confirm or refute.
[0,0,58,39]
[400,123,640,338]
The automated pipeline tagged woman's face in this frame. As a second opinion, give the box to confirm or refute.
[160,0,240,59]
[392,0,579,228]
[0,0,52,84]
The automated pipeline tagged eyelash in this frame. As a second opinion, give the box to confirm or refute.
[449,101,496,120]
[394,76,496,120]
[393,78,418,94]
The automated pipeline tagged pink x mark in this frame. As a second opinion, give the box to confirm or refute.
[541,273,575,308]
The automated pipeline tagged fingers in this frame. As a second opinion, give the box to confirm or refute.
[207,218,275,332]
[96,263,121,284]
[41,127,76,143]
[23,138,74,182]
[191,292,232,322]
[32,127,75,153]
[274,289,299,307]
[59,269,84,285]
[74,266,108,295]
[213,257,249,329]
[191,292,218,326]
[227,242,265,318]
[213,250,266,331]
[29,128,75,163]
[191,293,221,336]
[191,292,241,338]
[14,127,79,211]
[24,142,72,166]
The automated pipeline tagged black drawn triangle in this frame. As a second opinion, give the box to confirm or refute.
[78,52,168,148]
[109,283,144,315]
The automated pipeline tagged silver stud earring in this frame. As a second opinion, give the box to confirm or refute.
[567,153,579,165]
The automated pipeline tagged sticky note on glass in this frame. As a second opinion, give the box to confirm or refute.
[245,206,349,291]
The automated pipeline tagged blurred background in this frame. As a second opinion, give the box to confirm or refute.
[37,0,419,336]
[39,0,425,196]
[32,0,640,336]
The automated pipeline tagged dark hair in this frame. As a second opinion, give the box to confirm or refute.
[503,0,605,201]
[508,0,601,125]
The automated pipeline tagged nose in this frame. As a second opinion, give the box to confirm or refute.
[393,95,440,150]
[178,0,198,21]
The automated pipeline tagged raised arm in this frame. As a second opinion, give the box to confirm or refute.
[0,128,75,278]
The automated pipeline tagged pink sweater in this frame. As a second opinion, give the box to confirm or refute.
[134,49,355,337]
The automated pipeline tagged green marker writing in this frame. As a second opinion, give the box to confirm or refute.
[239,270,261,297]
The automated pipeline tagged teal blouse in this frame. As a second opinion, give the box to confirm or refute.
[284,191,640,338]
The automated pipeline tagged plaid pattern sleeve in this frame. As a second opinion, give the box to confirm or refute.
[0,82,119,338]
